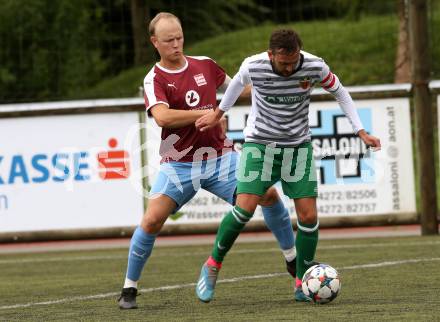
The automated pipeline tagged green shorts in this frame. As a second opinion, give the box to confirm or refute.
[236,142,318,199]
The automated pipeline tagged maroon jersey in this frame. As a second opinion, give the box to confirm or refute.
[144,56,227,163]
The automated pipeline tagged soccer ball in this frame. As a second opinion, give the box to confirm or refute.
[301,263,341,304]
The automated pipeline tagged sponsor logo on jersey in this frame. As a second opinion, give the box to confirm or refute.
[167,82,177,89]
[194,73,207,86]
[264,94,308,105]
[264,78,273,84]
[185,90,200,107]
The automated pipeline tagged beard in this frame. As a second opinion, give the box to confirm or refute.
[270,60,294,77]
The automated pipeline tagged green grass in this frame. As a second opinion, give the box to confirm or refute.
[75,15,397,99]
[75,11,440,100]
[1,235,439,321]
[188,16,398,86]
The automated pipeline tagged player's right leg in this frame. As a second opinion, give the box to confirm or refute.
[196,193,261,302]
[118,162,197,309]
[196,144,272,302]
[118,195,175,309]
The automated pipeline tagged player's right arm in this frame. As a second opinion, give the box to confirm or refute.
[218,58,252,111]
[150,103,210,129]
[144,69,212,129]
[218,75,251,101]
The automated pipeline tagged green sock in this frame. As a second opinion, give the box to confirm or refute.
[295,220,319,279]
[211,205,253,262]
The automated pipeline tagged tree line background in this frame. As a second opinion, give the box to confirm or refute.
[0,0,433,103]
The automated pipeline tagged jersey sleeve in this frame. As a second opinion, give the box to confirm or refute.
[210,59,226,89]
[218,57,251,112]
[237,58,252,86]
[143,70,169,115]
[319,62,340,92]
[218,73,245,112]
[319,61,364,134]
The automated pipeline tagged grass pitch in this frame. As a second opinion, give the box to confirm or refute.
[0,235,439,321]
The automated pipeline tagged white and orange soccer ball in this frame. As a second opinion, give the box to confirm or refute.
[301,263,341,304]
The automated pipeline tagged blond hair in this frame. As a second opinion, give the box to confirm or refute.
[148,12,181,36]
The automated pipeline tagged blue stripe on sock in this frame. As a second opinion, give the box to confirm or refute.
[126,226,157,281]
[262,199,295,250]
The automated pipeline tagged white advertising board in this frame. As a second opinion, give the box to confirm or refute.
[0,113,144,232]
[307,98,415,217]
[146,98,415,225]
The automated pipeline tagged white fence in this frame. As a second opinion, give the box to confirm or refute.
[0,82,438,241]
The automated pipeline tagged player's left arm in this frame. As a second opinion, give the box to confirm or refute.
[333,86,381,150]
[320,66,381,150]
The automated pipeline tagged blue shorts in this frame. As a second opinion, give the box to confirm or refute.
[150,152,238,213]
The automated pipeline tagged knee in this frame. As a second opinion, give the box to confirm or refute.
[236,193,260,214]
[296,209,317,225]
[259,187,279,207]
[140,213,165,234]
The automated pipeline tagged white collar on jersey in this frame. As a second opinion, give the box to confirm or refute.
[156,57,188,74]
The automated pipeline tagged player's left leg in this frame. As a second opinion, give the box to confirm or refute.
[293,197,319,302]
[280,142,318,302]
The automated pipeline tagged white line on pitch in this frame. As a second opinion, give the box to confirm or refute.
[1,240,439,265]
[0,255,125,264]
[0,257,439,310]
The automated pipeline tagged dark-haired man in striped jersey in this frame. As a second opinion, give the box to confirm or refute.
[195,28,381,302]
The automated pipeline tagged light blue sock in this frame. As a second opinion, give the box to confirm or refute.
[126,226,157,282]
[262,199,295,250]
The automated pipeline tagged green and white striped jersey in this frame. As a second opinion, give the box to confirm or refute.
[219,50,363,147]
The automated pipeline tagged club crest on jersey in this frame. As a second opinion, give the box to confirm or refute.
[299,76,311,90]
[194,73,207,86]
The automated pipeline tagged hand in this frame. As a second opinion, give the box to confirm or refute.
[358,129,381,151]
[219,116,227,136]
[195,109,223,132]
